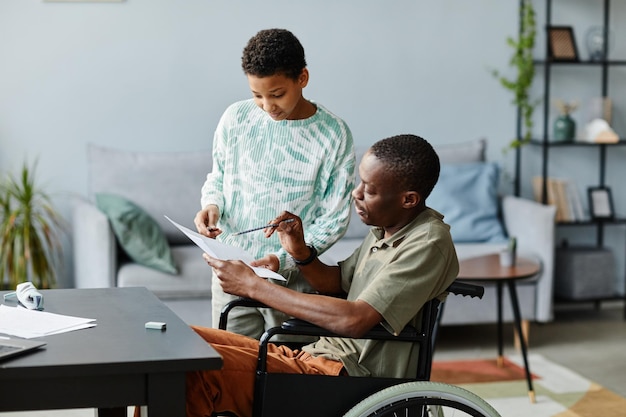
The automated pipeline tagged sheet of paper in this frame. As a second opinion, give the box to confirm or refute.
[0,304,96,339]
[164,216,286,281]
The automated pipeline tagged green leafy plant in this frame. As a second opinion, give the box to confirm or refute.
[492,0,539,148]
[0,161,65,290]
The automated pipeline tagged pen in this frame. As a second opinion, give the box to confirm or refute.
[232,218,295,235]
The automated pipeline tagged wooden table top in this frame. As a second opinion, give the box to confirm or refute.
[458,253,540,282]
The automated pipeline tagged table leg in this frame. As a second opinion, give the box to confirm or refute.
[514,319,530,352]
[507,281,535,403]
[496,282,504,367]
[96,408,126,417]
[147,373,187,417]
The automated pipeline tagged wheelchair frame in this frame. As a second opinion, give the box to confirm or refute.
[217,281,499,417]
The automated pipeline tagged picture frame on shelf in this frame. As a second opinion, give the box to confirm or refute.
[585,97,613,125]
[588,186,614,220]
[548,26,579,62]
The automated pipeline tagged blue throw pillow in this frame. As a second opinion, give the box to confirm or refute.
[428,162,506,243]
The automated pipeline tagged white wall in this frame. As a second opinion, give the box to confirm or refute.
[0,0,624,291]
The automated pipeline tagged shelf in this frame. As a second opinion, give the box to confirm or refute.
[534,59,626,66]
[558,217,626,226]
[517,0,626,318]
[529,139,626,147]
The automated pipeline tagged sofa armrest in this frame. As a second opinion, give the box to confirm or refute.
[72,197,117,288]
[502,195,557,322]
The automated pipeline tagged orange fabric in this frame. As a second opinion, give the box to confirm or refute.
[186,326,344,417]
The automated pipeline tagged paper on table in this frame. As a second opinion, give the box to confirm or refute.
[0,304,96,339]
[164,216,286,281]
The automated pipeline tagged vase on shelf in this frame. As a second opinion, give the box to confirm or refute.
[585,26,613,61]
[553,114,576,142]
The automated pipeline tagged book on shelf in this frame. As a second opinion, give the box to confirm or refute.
[532,176,585,222]
[564,179,585,221]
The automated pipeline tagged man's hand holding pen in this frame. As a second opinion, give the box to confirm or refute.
[248,213,304,272]
[263,212,311,262]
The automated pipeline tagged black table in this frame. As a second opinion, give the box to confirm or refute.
[0,287,222,417]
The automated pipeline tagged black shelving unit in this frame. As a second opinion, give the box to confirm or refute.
[515,0,626,317]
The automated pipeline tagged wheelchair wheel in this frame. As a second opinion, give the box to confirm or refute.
[342,381,501,417]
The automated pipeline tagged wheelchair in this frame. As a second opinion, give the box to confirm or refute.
[218,280,502,417]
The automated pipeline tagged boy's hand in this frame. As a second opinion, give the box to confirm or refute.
[195,205,222,238]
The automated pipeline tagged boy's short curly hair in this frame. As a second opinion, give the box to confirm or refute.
[241,29,306,80]
[370,134,440,200]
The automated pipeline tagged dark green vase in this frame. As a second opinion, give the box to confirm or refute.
[553,114,576,142]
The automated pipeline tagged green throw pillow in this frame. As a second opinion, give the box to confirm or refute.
[95,193,178,274]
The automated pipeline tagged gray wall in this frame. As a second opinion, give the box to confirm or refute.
[1,0,625,292]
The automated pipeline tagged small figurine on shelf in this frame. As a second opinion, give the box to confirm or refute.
[553,99,578,142]
[583,119,619,144]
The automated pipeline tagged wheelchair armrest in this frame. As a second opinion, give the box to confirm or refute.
[279,319,419,342]
[218,298,269,330]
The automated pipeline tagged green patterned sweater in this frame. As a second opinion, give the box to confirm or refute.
[201,99,355,270]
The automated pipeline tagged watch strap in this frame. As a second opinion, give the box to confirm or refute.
[292,244,318,266]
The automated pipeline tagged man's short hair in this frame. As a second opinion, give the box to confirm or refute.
[370,134,440,200]
[241,28,306,80]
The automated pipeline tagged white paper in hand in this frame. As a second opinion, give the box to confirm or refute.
[164,216,286,281]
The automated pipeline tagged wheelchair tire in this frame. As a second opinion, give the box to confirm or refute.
[342,381,501,417]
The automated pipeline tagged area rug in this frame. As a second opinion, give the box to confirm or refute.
[431,354,626,417]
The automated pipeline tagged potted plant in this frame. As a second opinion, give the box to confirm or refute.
[0,161,65,290]
[492,0,539,148]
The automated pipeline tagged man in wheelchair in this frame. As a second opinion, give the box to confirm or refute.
[187,134,459,417]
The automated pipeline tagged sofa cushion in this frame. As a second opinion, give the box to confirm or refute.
[88,145,212,245]
[96,193,178,274]
[435,138,486,164]
[117,245,211,299]
[428,162,506,243]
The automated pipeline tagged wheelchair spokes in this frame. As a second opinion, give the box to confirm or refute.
[342,381,501,417]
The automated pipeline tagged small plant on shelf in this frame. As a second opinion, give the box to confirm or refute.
[0,161,66,290]
[492,0,539,149]
[554,99,579,116]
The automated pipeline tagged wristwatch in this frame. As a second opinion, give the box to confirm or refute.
[292,244,318,266]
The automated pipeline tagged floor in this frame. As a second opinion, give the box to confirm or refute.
[434,300,626,397]
[1,299,624,416]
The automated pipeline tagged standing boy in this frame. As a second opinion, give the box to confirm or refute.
[194,29,355,338]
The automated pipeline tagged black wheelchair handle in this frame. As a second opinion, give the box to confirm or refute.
[447,281,484,299]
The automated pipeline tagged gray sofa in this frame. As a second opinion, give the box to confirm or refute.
[73,139,556,327]
[73,145,214,298]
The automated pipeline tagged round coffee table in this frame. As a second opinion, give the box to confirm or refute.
[457,253,540,403]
